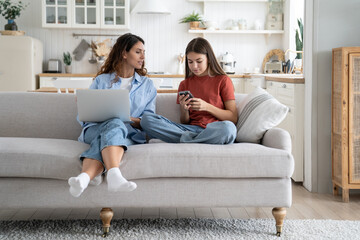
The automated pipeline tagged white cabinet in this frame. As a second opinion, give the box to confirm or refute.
[266,80,304,182]
[40,76,93,92]
[42,0,130,29]
[243,76,265,94]
[231,78,244,93]
[42,0,72,28]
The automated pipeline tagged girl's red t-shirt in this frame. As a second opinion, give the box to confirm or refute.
[176,74,235,128]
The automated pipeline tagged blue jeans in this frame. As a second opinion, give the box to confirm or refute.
[140,112,236,144]
[80,118,135,170]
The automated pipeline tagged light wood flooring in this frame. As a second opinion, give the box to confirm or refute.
[1,182,360,221]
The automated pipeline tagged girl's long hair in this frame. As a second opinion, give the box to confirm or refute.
[184,37,226,79]
[95,33,147,83]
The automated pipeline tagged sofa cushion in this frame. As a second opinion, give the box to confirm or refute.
[122,143,294,180]
[235,87,288,143]
[0,137,293,180]
[0,137,87,180]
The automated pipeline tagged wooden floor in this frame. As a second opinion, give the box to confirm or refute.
[1,182,360,221]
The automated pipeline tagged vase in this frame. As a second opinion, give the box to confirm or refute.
[189,21,200,30]
[97,56,105,71]
[65,65,72,74]
[4,19,18,31]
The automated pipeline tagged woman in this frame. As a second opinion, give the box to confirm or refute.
[68,33,157,197]
[140,37,237,144]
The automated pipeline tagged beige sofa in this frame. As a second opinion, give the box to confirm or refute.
[0,92,294,237]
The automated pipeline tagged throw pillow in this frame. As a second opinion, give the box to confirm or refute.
[235,87,288,143]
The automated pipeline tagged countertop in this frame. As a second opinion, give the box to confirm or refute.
[38,73,304,84]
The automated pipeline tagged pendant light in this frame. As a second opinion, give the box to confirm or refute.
[132,0,171,15]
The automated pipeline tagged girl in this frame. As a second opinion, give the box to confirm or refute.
[68,33,157,197]
[141,37,237,144]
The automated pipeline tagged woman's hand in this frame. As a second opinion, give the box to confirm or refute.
[189,98,209,111]
[179,94,192,111]
[130,117,141,129]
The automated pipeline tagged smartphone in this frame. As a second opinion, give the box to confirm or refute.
[178,91,194,100]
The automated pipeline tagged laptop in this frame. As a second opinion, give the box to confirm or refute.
[76,89,131,122]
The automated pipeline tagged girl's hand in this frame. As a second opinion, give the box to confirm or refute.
[189,98,209,111]
[130,117,141,129]
[179,94,192,111]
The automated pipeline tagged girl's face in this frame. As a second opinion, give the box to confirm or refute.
[123,41,145,69]
[187,52,208,76]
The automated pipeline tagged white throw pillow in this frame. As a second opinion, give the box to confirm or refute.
[236,87,288,143]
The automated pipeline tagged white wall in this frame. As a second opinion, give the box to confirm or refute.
[309,0,360,193]
[5,0,284,74]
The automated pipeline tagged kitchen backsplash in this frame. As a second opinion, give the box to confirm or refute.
[9,0,284,75]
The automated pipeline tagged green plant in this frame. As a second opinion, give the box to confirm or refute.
[179,11,202,23]
[295,18,303,59]
[63,52,72,66]
[0,0,28,20]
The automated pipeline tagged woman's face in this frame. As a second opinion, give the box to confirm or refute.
[123,41,145,69]
[187,52,208,76]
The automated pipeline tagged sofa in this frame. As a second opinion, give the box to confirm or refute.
[0,92,294,237]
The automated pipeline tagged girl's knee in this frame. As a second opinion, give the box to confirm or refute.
[140,112,157,129]
[222,121,237,139]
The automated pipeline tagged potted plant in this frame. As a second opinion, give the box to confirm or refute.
[63,52,72,74]
[179,11,203,30]
[295,18,303,59]
[294,18,303,72]
[0,0,29,31]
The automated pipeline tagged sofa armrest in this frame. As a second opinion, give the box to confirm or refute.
[262,128,292,152]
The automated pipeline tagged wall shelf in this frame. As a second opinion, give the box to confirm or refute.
[188,0,268,2]
[188,29,284,34]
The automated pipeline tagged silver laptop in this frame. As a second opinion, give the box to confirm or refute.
[76,89,131,122]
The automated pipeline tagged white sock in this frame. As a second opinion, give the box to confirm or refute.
[106,167,137,192]
[68,172,90,197]
[90,174,103,186]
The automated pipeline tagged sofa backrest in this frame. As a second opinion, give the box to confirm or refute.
[0,92,246,140]
[0,93,81,140]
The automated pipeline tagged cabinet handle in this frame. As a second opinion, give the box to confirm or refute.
[51,77,58,81]
[288,108,291,113]
[282,84,287,88]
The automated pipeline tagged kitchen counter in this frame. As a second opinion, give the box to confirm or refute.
[38,73,304,84]
[265,74,304,84]
[38,73,249,78]
[38,73,186,78]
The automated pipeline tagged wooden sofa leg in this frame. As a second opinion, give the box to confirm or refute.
[100,208,114,237]
[272,207,286,237]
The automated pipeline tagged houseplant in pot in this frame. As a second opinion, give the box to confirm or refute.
[179,11,203,30]
[0,0,28,31]
[294,18,303,72]
[63,52,72,74]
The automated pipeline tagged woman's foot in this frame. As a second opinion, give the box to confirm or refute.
[68,172,90,197]
[106,167,137,192]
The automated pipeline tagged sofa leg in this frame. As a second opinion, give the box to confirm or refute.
[272,207,286,237]
[100,208,114,237]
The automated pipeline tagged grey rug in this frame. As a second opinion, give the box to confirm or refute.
[1,218,360,240]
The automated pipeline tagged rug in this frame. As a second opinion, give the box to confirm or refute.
[1,218,360,240]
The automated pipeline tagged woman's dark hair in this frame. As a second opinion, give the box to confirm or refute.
[184,37,226,78]
[95,33,147,82]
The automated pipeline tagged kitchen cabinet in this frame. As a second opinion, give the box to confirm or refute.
[231,78,244,93]
[266,80,304,182]
[243,76,265,94]
[39,75,93,92]
[332,47,360,202]
[42,0,130,29]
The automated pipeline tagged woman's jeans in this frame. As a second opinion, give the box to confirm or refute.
[80,118,135,171]
[140,112,236,144]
